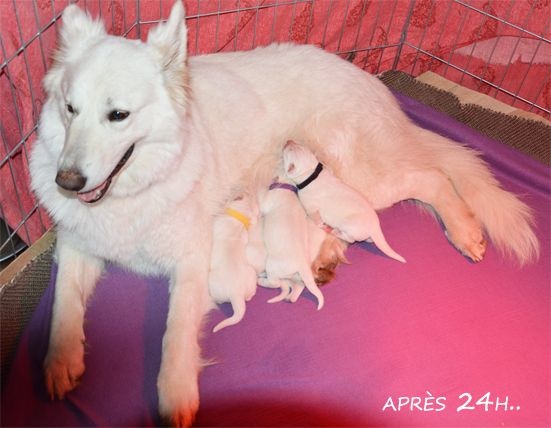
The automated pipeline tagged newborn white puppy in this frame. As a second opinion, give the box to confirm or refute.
[258,177,325,309]
[283,140,406,263]
[251,186,348,286]
[208,194,258,332]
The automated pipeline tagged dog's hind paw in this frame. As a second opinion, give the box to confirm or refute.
[464,235,487,263]
[445,226,487,263]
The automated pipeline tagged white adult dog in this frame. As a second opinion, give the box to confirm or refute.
[29,1,539,425]
[283,140,406,263]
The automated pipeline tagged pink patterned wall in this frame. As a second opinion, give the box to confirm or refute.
[1,0,549,249]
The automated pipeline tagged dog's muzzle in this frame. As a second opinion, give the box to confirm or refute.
[56,144,135,204]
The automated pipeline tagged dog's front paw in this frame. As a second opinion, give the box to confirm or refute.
[159,405,199,428]
[44,340,86,400]
[158,366,200,427]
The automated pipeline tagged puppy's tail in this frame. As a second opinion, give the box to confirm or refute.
[416,127,539,265]
[212,298,246,333]
[368,227,406,264]
[298,268,325,310]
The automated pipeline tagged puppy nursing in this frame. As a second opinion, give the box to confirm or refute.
[210,140,405,322]
[258,177,325,309]
[208,195,258,332]
[283,140,406,264]
[209,171,348,328]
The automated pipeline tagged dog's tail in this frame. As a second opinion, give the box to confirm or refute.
[367,225,407,264]
[212,297,246,333]
[297,268,325,310]
[415,127,539,265]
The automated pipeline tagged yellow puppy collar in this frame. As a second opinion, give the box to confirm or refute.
[224,207,251,229]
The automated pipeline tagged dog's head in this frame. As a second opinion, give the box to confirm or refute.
[36,1,190,204]
[282,140,319,184]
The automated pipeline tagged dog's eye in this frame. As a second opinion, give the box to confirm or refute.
[66,104,75,114]
[108,110,130,122]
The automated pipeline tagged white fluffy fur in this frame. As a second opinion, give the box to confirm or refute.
[208,195,257,333]
[283,140,406,263]
[29,0,539,425]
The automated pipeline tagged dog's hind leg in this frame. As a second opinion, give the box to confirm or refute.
[44,237,104,400]
[287,279,305,303]
[390,127,537,264]
[260,277,292,303]
[416,129,538,265]
[338,146,486,262]
[337,156,485,261]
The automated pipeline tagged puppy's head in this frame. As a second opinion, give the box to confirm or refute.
[227,193,259,226]
[38,1,190,204]
[311,234,350,285]
[282,140,319,183]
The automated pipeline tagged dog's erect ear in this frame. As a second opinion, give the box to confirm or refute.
[44,5,105,94]
[147,0,187,59]
[59,5,106,55]
[147,0,188,108]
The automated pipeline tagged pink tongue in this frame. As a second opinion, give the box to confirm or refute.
[77,180,109,203]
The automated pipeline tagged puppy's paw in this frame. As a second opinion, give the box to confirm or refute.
[158,365,200,427]
[44,340,86,400]
[287,283,304,303]
[267,291,288,304]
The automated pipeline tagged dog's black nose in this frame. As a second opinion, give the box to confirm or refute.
[55,169,87,191]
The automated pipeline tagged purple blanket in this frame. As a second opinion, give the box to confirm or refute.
[2,93,549,427]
